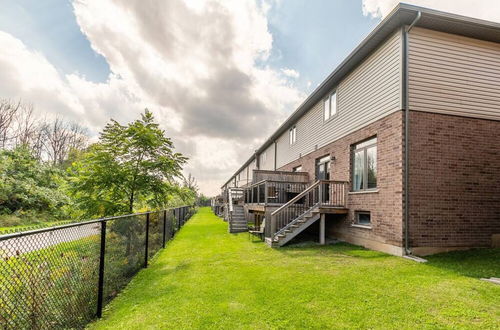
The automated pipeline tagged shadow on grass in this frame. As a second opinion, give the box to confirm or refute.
[276,241,392,260]
[425,248,500,279]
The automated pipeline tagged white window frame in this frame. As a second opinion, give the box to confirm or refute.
[289,126,297,145]
[323,91,338,122]
[352,137,377,192]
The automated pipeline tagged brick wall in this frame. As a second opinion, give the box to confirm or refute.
[409,111,500,252]
[278,111,405,254]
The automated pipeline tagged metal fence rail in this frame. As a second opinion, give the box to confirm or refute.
[0,205,195,329]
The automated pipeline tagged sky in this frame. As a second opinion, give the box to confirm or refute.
[0,0,499,196]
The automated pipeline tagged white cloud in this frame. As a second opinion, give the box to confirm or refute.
[0,31,85,121]
[0,0,306,196]
[281,68,300,79]
[362,0,500,22]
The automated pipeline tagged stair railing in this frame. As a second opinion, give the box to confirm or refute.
[270,180,349,239]
[270,180,321,238]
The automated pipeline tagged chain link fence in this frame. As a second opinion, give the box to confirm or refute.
[0,205,195,329]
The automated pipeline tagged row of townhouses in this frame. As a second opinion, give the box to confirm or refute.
[215,4,500,256]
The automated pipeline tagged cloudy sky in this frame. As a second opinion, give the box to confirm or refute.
[0,0,498,195]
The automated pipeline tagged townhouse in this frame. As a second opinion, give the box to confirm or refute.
[219,4,500,256]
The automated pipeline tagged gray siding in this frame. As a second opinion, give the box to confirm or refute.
[276,30,402,168]
[409,27,500,120]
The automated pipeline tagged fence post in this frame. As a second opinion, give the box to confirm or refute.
[177,208,181,229]
[144,213,150,268]
[96,221,107,318]
[162,210,167,248]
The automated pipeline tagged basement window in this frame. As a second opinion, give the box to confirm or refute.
[355,211,371,225]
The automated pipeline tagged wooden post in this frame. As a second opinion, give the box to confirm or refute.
[270,214,276,238]
[318,181,323,206]
[264,182,268,206]
[319,214,325,245]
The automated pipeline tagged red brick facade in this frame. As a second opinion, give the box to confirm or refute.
[276,110,500,255]
[278,111,405,255]
[409,111,500,254]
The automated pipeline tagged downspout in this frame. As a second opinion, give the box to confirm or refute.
[274,141,277,171]
[403,11,421,255]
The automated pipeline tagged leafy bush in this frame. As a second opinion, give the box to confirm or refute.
[0,147,69,220]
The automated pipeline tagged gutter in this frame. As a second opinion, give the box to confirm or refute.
[403,11,421,255]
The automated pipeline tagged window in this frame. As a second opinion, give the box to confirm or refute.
[289,126,297,145]
[323,91,337,121]
[293,165,302,172]
[352,137,377,191]
[355,211,371,225]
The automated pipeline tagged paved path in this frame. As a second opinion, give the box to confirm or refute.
[0,223,100,257]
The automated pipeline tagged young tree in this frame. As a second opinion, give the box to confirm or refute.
[68,109,187,217]
[183,173,198,193]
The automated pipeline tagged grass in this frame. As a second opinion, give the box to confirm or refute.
[0,220,68,233]
[1,236,101,328]
[90,207,500,329]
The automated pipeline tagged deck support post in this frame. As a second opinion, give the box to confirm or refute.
[319,214,325,245]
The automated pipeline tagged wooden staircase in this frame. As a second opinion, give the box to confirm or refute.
[229,204,247,233]
[267,180,348,247]
[266,207,321,247]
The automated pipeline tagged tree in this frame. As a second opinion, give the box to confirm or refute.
[43,118,88,166]
[0,99,20,148]
[0,146,68,217]
[183,173,198,192]
[68,109,187,217]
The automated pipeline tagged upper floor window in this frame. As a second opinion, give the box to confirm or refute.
[293,165,302,172]
[352,137,377,191]
[289,126,297,145]
[323,91,337,121]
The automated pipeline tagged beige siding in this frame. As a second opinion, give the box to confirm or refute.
[236,166,247,187]
[276,30,402,168]
[248,159,257,183]
[259,143,275,171]
[409,27,500,120]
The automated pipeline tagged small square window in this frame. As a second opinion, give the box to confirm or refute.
[355,211,371,225]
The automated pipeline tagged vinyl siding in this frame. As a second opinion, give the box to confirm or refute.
[276,30,402,168]
[409,27,500,120]
[236,166,247,187]
[259,143,275,171]
[248,159,257,183]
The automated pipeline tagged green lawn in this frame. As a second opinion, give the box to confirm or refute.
[90,207,500,329]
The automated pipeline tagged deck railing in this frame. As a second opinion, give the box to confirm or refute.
[270,180,348,238]
[243,180,308,206]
